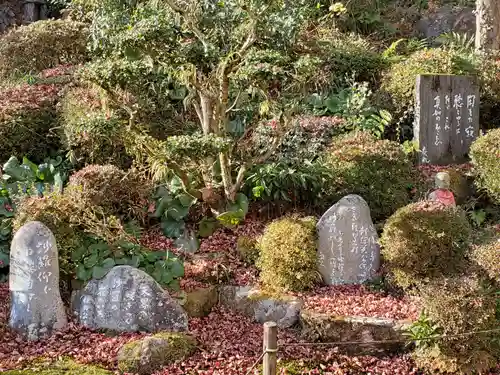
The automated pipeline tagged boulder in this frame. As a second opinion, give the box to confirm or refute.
[219,286,302,328]
[416,5,475,39]
[117,332,196,375]
[72,265,188,332]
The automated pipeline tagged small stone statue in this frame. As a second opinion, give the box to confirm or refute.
[428,172,456,206]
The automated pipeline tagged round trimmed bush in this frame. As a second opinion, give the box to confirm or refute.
[257,217,319,292]
[66,164,153,223]
[415,276,499,374]
[58,85,131,167]
[470,129,500,204]
[0,82,63,163]
[471,235,500,284]
[13,194,83,277]
[0,20,89,78]
[380,201,472,289]
[325,131,414,220]
[380,48,475,113]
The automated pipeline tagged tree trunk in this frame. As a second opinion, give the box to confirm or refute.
[476,0,500,52]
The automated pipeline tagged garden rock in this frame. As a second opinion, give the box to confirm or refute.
[300,309,411,355]
[416,5,475,39]
[72,265,188,332]
[317,195,380,285]
[183,286,218,318]
[219,286,302,328]
[9,221,67,340]
[117,332,196,375]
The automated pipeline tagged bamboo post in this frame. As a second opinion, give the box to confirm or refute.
[263,321,277,375]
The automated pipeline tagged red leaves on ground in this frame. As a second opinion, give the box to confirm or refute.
[294,285,420,321]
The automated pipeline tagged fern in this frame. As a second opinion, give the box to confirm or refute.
[437,32,475,52]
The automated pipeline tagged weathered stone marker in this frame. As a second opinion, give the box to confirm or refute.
[414,74,479,165]
[72,265,188,332]
[317,195,380,285]
[9,221,67,340]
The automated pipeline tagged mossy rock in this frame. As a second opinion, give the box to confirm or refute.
[117,332,196,375]
[3,358,111,375]
[183,286,218,318]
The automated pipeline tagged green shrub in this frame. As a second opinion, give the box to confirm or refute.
[325,131,414,220]
[13,195,83,277]
[0,82,64,163]
[66,164,153,223]
[0,20,89,78]
[414,276,499,375]
[236,236,259,265]
[471,235,500,284]
[257,217,319,292]
[470,129,500,204]
[380,48,476,112]
[381,201,472,289]
[3,358,111,375]
[117,332,196,375]
[58,85,131,167]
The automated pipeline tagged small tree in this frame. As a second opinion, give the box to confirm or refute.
[475,0,500,52]
[85,0,323,211]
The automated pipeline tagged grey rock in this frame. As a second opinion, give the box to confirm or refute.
[317,195,380,285]
[72,265,188,332]
[416,5,475,39]
[9,221,67,340]
[219,286,302,328]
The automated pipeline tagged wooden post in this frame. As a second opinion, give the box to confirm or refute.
[263,321,277,375]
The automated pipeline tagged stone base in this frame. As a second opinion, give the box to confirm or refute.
[300,309,412,355]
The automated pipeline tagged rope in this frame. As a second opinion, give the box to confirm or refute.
[280,327,500,348]
[244,351,266,375]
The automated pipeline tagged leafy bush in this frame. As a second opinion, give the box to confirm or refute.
[471,235,500,284]
[58,85,131,167]
[245,160,333,206]
[257,217,319,292]
[0,82,64,163]
[325,131,414,220]
[380,48,476,113]
[13,194,83,277]
[470,129,500,204]
[236,236,259,265]
[380,201,472,289]
[0,20,89,78]
[413,276,499,374]
[72,237,184,290]
[66,164,153,223]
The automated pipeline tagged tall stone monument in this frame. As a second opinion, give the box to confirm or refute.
[9,221,67,340]
[414,74,480,165]
[317,195,380,285]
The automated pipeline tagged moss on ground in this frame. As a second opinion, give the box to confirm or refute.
[3,358,111,375]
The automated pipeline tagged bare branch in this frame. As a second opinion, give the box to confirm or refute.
[226,90,242,113]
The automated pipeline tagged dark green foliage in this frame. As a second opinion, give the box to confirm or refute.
[257,217,319,292]
[0,20,89,78]
[72,237,184,290]
[470,129,500,204]
[58,85,131,168]
[325,131,414,220]
[381,201,472,289]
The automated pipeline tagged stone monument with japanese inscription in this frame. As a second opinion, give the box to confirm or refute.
[72,265,188,332]
[414,74,479,165]
[9,221,67,340]
[316,195,380,285]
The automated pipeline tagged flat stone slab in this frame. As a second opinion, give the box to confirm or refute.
[300,309,412,355]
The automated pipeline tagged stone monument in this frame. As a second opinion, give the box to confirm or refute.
[72,265,188,332]
[9,221,67,340]
[317,195,380,285]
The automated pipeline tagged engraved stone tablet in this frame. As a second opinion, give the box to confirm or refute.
[9,221,67,340]
[317,195,380,285]
[72,265,188,332]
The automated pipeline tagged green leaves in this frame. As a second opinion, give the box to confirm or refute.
[217,193,249,228]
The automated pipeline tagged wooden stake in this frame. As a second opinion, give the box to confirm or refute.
[263,321,277,375]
